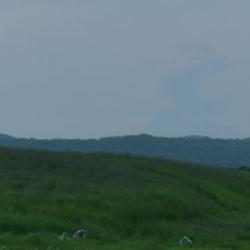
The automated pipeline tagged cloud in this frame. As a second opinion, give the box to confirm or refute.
[0,0,250,138]
[147,48,250,138]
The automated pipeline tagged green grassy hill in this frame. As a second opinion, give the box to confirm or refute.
[0,147,250,249]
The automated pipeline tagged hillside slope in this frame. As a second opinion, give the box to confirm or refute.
[1,134,250,167]
[0,147,250,249]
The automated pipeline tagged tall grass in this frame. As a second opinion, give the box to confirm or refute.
[0,147,250,249]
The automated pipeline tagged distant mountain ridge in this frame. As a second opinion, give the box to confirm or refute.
[1,133,250,167]
[0,134,16,140]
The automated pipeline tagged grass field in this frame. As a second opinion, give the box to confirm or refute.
[0,147,250,249]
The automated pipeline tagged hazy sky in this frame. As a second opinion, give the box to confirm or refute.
[1,0,250,139]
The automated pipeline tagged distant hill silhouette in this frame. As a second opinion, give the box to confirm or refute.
[1,133,250,167]
[0,134,16,140]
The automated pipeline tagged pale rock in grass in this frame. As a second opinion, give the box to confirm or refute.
[179,236,193,245]
[73,229,88,239]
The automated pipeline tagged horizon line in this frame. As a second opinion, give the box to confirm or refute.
[1,133,250,141]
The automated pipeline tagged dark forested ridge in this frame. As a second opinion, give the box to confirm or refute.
[1,133,250,167]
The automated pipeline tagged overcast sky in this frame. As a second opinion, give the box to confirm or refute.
[0,0,250,139]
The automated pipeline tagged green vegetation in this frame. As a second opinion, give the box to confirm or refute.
[0,147,250,249]
[2,134,250,167]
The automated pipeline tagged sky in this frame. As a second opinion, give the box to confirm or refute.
[0,0,250,139]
